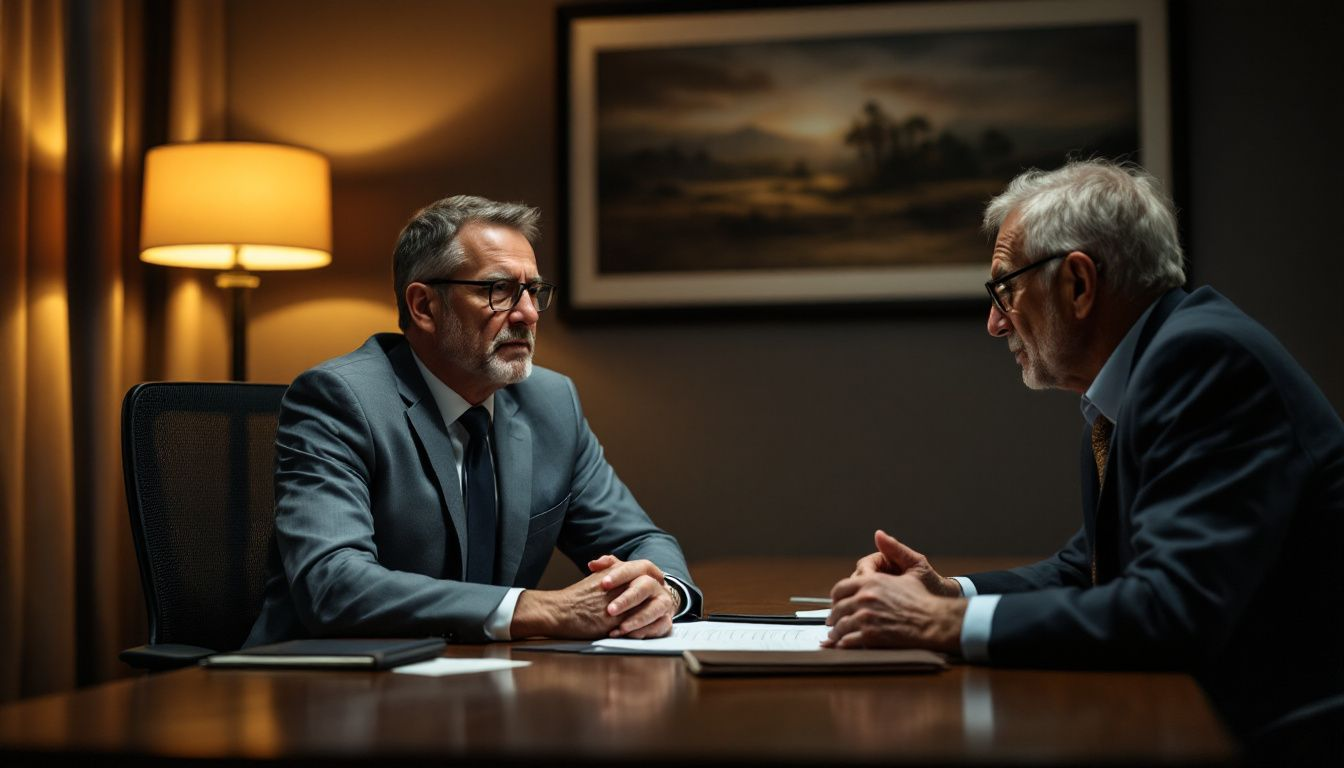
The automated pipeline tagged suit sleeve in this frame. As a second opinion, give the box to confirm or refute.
[983,330,1310,668]
[966,526,1092,594]
[551,378,704,616]
[274,368,509,642]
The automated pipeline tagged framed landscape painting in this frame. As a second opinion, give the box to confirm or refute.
[558,0,1170,317]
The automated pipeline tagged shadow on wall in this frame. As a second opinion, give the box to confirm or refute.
[224,0,551,174]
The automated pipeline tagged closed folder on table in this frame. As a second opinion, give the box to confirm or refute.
[683,649,947,676]
[202,638,447,670]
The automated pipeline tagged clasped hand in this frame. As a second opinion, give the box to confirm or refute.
[512,555,677,640]
[822,530,966,653]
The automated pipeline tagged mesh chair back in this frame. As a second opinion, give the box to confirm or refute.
[122,382,287,651]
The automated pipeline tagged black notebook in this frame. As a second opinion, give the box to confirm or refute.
[202,637,447,670]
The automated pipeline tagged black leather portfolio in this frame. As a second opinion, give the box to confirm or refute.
[201,637,447,670]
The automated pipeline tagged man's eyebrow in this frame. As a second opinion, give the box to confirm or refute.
[480,272,546,283]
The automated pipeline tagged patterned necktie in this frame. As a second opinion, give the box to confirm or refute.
[1090,416,1113,585]
[1090,416,1113,483]
[459,406,497,584]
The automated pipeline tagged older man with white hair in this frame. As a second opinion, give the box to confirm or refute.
[825,160,1344,757]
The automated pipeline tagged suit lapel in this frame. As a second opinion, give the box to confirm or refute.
[492,389,532,587]
[388,340,468,578]
[1085,287,1182,583]
[1092,288,1185,583]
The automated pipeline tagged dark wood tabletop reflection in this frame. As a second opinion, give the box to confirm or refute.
[0,557,1236,766]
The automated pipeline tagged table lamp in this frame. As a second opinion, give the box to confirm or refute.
[139,141,332,380]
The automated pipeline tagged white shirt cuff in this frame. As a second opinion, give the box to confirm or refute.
[665,576,692,619]
[952,575,978,597]
[959,594,1000,662]
[483,587,524,641]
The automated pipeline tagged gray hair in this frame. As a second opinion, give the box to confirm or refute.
[982,159,1186,300]
[393,195,541,328]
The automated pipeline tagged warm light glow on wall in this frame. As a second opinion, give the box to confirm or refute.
[139,142,332,270]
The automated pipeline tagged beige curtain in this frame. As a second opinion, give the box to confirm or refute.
[0,0,166,701]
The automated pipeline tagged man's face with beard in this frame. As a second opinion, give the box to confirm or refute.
[986,210,1082,391]
[432,222,540,400]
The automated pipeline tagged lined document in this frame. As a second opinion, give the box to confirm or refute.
[593,621,828,653]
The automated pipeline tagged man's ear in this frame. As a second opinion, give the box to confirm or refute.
[404,283,439,334]
[1061,251,1099,319]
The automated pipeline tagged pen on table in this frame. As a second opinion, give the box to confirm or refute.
[789,596,831,605]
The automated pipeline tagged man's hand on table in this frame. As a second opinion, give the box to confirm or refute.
[851,530,963,597]
[510,555,677,640]
[825,530,966,653]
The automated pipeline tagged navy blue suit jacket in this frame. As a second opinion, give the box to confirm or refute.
[967,287,1344,736]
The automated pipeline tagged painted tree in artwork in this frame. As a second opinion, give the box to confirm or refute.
[844,100,894,183]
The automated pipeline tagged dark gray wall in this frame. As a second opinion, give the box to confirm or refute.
[1180,1,1343,410]
[229,0,1343,573]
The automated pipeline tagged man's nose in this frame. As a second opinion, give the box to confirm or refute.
[987,304,1012,337]
[509,289,540,325]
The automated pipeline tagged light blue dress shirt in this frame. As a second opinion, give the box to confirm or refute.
[956,299,1159,661]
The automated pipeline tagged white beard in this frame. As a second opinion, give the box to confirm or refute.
[1018,303,1076,391]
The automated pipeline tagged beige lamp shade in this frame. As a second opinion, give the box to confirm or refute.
[140,142,332,270]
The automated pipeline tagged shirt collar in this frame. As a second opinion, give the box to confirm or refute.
[410,349,494,428]
[1080,298,1160,426]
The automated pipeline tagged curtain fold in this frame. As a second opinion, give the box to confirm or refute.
[0,0,169,701]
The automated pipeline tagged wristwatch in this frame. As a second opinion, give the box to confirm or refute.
[664,581,682,613]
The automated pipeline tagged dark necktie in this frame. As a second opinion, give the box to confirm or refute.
[1090,416,1114,585]
[459,406,497,584]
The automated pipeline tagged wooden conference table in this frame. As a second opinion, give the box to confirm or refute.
[0,557,1236,766]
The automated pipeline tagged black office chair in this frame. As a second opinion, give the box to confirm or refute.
[120,381,287,670]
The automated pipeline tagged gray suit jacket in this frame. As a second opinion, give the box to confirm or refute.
[247,333,701,645]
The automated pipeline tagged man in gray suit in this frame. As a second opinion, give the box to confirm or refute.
[247,195,700,645]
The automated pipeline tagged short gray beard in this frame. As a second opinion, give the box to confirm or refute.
[484,326,534,385]
[440,313,535,388]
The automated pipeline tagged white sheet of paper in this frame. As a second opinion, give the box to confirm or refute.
[593,621,828,652]
[795,608,832,619]
[393,658,531,677]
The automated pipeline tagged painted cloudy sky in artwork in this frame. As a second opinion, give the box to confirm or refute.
[597,23,1139,168]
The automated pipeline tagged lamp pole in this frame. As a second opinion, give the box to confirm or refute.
[138,143,332,380]
[216,245,259,381]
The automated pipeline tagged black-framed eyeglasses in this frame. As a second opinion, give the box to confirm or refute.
[984,252,1071,315]
[423,278,557,313]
